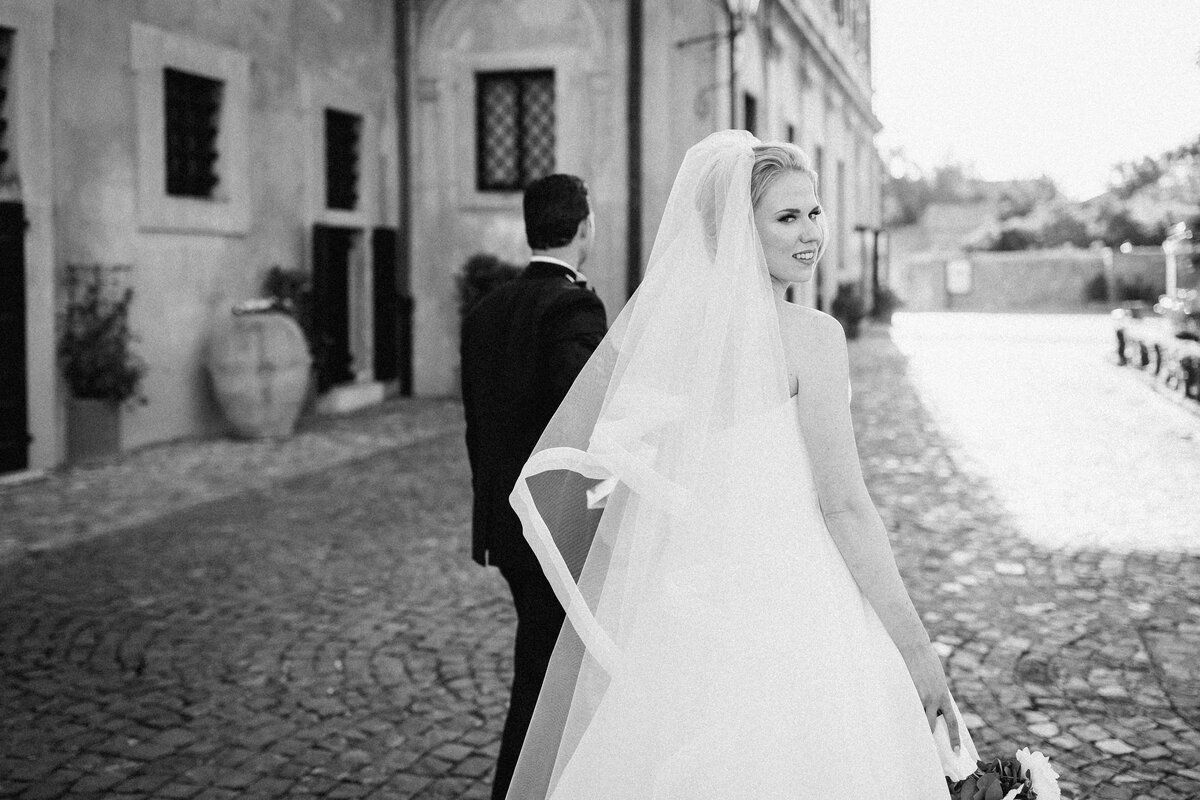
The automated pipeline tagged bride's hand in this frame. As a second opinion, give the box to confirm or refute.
[904,643,962,752]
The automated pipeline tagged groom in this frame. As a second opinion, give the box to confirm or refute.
[460,173,608,800]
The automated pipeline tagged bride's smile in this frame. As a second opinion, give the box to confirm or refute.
[752,169,826,289]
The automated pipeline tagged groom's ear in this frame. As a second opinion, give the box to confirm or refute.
[577,213,595,242]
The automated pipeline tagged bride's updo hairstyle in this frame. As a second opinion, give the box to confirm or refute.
[750,142,819,209]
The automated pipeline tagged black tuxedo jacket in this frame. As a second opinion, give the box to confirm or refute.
[460,261,608,572]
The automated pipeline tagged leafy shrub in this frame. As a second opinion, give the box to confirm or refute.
[458,254,522,317]
[1116,276,1160,304]
[58,264,147,404]
[1083,272,1109,303]
[260,265,324,389]
[871,285,903,321]
[261,266,315,348]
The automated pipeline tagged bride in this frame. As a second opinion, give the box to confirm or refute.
[506,130,980,798]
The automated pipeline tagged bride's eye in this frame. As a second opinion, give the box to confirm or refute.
[778,213,796,223]
[809,208,823,219]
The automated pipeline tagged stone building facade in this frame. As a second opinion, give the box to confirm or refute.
[408,0,884,394]
[2,1,405,474]
[2,0,881,474]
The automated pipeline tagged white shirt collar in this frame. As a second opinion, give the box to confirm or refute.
[530,255,588,285]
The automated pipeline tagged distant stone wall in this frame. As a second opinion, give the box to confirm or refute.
[891,248,1167,312]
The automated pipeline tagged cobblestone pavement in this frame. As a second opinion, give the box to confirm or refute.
[1,322,1198,799]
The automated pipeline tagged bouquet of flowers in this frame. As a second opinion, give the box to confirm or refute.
[947,747,1061,800]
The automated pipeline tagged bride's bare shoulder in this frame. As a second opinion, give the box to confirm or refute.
[777,301,846,355]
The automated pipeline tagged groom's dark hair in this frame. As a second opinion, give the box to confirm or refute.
[524,174,590,250]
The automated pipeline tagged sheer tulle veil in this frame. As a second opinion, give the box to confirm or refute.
[505,129,793,795]
[506,130,975,798]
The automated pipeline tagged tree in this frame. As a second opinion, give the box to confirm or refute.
[883,151,988,227]
[1110,135,1200,199]
[996,177,1059,221]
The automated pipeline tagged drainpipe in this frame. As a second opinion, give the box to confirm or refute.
[626,0,643,299]
[394,0,414,395]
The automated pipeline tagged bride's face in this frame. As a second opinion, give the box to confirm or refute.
[752,171,825,285]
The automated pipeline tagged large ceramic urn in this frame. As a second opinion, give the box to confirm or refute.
[207,311,312,438]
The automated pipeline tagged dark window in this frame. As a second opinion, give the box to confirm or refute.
[163,67,222,198]
[325,109,362,210]
[476,70,555,192]
[743,92,758,137]
[786,123,796,144]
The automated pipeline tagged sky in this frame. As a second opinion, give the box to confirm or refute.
[870,0,1200,199]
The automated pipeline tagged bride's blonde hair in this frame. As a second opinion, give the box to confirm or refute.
[750,142,819,209]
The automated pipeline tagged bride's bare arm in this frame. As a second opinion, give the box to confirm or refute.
[792,313,962,749]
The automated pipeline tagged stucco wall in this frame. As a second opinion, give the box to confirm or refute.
[411,0,628,396]
[52,0,399,451]
[891,249,1169,313]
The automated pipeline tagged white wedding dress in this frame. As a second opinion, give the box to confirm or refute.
[506,131,979,799]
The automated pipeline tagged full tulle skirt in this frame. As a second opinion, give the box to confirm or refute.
[511,398,978,799]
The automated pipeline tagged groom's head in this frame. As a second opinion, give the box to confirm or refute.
[524,174,593,262]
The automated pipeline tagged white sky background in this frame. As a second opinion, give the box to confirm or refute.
[870,1,1200,199]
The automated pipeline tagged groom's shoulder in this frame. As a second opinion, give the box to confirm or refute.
[540,277,604,309]
[542,283,606,330]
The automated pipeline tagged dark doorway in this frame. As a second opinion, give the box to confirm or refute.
[371,227,398,383]
[0,201,28,473]
[312,224,357,392]
[369,226,414,395]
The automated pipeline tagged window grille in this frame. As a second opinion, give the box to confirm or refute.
[476,71,555,192]
[163,67,222,198]
[325,109,362,210]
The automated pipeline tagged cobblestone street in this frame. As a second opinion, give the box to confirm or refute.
[2,318,1198,799]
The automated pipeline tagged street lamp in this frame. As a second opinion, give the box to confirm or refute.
[675,0,761,129]
[724,0,760,129]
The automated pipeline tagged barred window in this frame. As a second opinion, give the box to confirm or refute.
[163,67,222,198]
[325,109,362,210]
[476,71,555,192]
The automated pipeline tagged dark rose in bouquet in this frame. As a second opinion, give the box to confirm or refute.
[947,748,1060,800]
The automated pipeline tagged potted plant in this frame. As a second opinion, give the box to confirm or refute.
[57,264,147,462]
[830,281,866,340]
